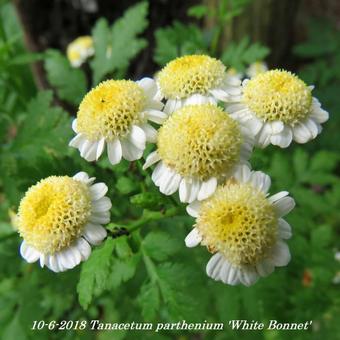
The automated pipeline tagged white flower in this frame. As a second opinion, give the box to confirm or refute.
[246,61,268,78]
[185,165,294,286]
[143,104,253,203]
[227,69,329,148]
[17,172,111,272]
[66,36,94,67]
[69,78,165,164]
[157,54,242,114]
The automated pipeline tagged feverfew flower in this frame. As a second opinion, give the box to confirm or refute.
[69,78,165,164]
[66,36,94,67]
[143,104,253,203]
[246,61,268,78]
[157,55,242,114]
[17,172,111,272]
[228,70,329,148]
[185,165,294,286]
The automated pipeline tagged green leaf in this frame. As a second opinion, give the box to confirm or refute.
[130,192,164,210]
[115,177,136,195]
[91,2,148,84]
[138,281,160,319]
[77,238,115,309]
[187,5,208,19]
[221,37,270,71]
[44,50,87,105]
[154,22,206,66]
[143,231,181,261]
[310,151,339,172]
[311,225,332,249]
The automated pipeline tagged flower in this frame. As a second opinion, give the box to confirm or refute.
[17,172,111,272]
[185,165,294,286]
[69,78,165,164]
[66,36,94,67]
[157,55,242,114]
[143,104,253,203]
[246,61,268,78]
[228,69,329,148]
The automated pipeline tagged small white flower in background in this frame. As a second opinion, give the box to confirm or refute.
[69,78,165,164]
[335,251,340,262]
[17,172,111,272]
[246,61,268,78]
[227,69,329,148]
[185,165,294,286]
[157,55,242,114]
[225,67,243,81]
[143,104,253,203]
[66,36,94,67]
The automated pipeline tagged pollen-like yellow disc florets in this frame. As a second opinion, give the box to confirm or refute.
[17,176,91,254]
[77,80,146,141]
[196,180,278,266]
[157,104,242,181]
[158,55,226,99]
[243,70,312,124]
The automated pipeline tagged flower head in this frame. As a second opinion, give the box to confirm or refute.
[66,36,94,67]
[18,172,111,272]
[228,69,329,148]
[185,165,294,286]
[69,78,165,164]
[144,104,253,203]
[157,55,242,114]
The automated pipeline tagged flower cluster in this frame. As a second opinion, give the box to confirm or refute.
[17,54,329,285]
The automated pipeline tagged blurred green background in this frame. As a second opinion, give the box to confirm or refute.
[0,0,339,339]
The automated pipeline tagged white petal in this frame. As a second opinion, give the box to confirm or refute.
[137,77,157,98]
[270,121,284,133]
[96,138,105,160]
[292,122,312,143]
[89,212,110,224]
[206,253,224,280]
[82,223,107,245]
[197,177,217,201]
[273,196,295,217]
[209,88,230,101]
[268,191,289,203]
[184,94,215,105]
[270,126,293,148]
[73,172,95,185]
[144,110,168,124]
[304,118,319,138]
[249,171,271,193]
[238,267,258,286]
[56,246,82,270]
[179,178,200,203]
[75,238,91,261]
[186,200,201,218]
[143,151,161,169]
[256,259,275,277]
[163,99,182,115]
[83,141,98,162]
[151,162,166,183]
[226,103,248,114]
[256,123,272,148]
[146,99,164,111]
[20,241,40,263]
[278,218,292,239]
[72,119,78,133]
[129,125,146,150]
[271,241,291,267]
[162,173,182,195]
[69,133,85,148]
[140,123,157,143]
[184,228,202,248]
[219,260,239,285]
[46,254,62,272]
[107,139,122,165]
[246,117,263,135]
[310,102,329,123]
[121,139,144,161]
[233,164,252,183]
[92,196,112,212]
[90,183,108,201]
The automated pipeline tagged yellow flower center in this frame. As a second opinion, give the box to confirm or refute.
[17,176,92,254]
[158,55,226,99]
[196,180,278,266]
[243,70,312,124]
[76,80,146,141]
[67,36,93,62]
[157,104,242,181]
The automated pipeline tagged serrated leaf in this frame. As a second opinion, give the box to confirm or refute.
[143,231,181,261]
[44,50,87,105]
[77,238,115,309]
[138,281,160,319]
[91,2,148,84]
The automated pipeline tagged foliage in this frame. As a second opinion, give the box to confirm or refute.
[0,1,339,340]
